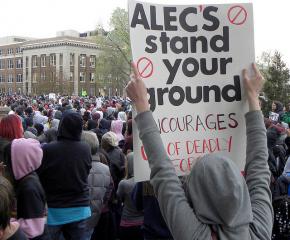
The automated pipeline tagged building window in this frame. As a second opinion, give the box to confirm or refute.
[32,56,38,67]
[79,72,85,82]
[41,72,46,81]
[16,47,21,54]
[107,74,112,83]
[16,59,23,69]
[16,74,23,83]
[8,74,13,83]
[0,49,2,56]
[17,88,22,94]
[41,55,46,67]
[0,60,4,69]
[8,59,14,69]
[7,49,13,55]
[32,73,37,83]
[26,57,29,68]
[80,55,86,67]
[90,72,95,83]
[0,75,5,82]
[70,72,74,81]
[90,56,96,68]
[8,87,13,94]
[98,74,103,83]
[50,54,56,66]
[70,53,74,66]
[50,72,55,82]
[59,54,63,66]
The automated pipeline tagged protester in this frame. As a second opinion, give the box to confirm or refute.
[132,181,173,240]
[117,152,143,240]
[80,131,113,239]
[96,119,111,144]
[282,102,290,127]
[92,149,115,240]
[126,62,273,239]
[273,158,290,198]
[1,142,46,240]
[37,111,92,240]
[101,131,126,239]
[0,114,46,240]
[101,131,125,191]
[110,120,124,148]
[272,158,290,239]
[269,101,284,124]
[0,176,27,240]
[122,119,133,155]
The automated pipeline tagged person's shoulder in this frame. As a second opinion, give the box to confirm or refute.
[95,161,110,171]
[18,173,43,193]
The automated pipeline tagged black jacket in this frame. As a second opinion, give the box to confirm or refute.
[38,111,92,208]
[107,146,125,191]
[273,175,290,200]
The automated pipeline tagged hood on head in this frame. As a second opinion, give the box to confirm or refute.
[99,119,111,131]
[92,113,100,121]
[186,154,253,228]
[11,138,43,180]
[96,111,103,120]
[111,120,124,141]
[106,107,115,117]
[118,111,127,122]
[51,119,60,130]
[57,111,82,141]
[275,101,284,113]
[87,119,98,130]
[126,152,134,178]
[54,110,62,120]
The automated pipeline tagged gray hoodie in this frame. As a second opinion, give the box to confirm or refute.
[135,110,273,240]
[117,152,144,224]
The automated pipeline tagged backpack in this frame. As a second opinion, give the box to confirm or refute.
[272,183,290,240]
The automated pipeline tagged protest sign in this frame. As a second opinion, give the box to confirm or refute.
[129,0,254,181]
[48,93,56,100]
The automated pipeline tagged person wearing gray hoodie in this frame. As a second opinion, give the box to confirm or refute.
[126,63,273,240]
[117,152,144,240]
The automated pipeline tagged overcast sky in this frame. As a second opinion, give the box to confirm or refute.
[0,0,289,66]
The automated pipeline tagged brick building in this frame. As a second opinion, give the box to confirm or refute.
[0,31,123,96]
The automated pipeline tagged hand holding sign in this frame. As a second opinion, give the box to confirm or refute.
[243,63,264,111]
[126,62,150,114]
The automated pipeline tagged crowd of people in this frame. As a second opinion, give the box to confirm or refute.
[0,92,173,240]
[0,63,288,240]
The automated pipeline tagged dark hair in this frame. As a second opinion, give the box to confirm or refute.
[15,106,23,116]
[0,176,14,230]
[34,123,44,136]
[25,107,33,115]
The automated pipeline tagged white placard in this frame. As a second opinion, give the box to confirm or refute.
[49,93,56,100]
[129,0,254,181]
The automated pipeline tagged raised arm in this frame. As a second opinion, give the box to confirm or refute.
[126,63,211,240]
[243,64,273,239]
